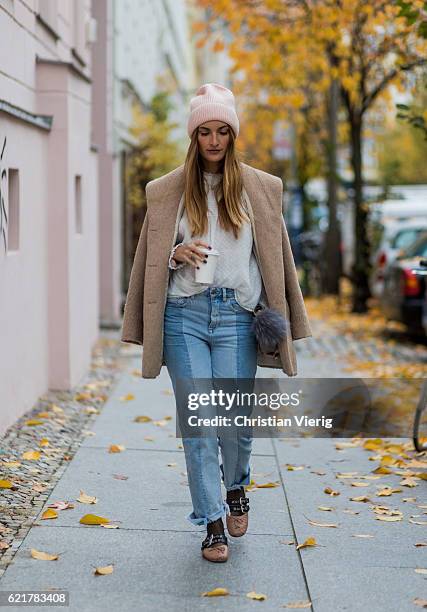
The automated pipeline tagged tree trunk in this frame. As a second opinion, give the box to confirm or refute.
[322,78,342,295]
[349,110,372,313]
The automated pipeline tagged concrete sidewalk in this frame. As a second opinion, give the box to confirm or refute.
[0,339,426,611]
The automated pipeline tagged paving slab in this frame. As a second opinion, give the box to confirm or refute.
[0,528,309,612]
[297,565,426,612]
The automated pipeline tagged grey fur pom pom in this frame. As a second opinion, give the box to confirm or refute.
[251,307,289,353]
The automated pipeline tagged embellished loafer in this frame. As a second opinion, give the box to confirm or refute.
[201,532,229,563]
[226,491,250,537]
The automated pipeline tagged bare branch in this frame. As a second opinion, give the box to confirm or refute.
[362,58,427,114]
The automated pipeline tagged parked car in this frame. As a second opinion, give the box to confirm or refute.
[380,231,427,333]
[370,218,427,298]
[412,259,427,336]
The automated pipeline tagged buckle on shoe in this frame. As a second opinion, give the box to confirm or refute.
[239,496,249,513]
[201,533,228,550]
[228,496,250,514]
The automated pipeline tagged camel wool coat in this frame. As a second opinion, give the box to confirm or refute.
[121,161,312,378]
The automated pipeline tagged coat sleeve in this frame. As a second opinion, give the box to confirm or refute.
[121,211,149,345]
[278,181,313,340]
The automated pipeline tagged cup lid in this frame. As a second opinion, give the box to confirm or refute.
[201,247,219,255]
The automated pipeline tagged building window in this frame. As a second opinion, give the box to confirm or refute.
[75,175,82,234]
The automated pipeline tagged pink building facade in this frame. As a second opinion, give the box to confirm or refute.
[0,0,98,434]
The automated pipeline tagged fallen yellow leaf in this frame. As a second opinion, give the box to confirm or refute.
[79,514,110,525]
[372,466,392,475]
[306,518,338,528]
[48,501,74,510]
[296,537,317,550]
[201,587,229,597]
[255,481,280,488]
[94,564,114,575]
[119,394,135,401]
[379,455,398,466]
[363,439,384,451]
[335,441,360,449]
[376,487,402,496]
[77,491,98,504]
[25,419,44,426]
[247,591,267,600]
[22,450,41,461]
[0,479,13,488]
[30,548,59,561]
[85,407,99,415]
[324,487,340,496]
[39,438,49,447]
[41,509,58,520]
[385,443,405,454]
[75,392,92,402]
[400,477,418,488]
[108,444,125,453]
[134,415,152,423]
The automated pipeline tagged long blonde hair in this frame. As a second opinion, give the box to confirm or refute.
[183,127,249,240]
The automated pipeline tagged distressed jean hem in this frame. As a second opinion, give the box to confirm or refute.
[186,501,229,527]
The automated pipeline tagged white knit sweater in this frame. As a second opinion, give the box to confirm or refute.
[167,171,262,312]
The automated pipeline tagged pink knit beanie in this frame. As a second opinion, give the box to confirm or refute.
[187,83,239,138]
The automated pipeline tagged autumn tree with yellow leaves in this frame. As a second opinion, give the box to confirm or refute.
[193,0,427,313]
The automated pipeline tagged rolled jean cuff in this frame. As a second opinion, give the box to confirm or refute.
[220,464,251,491]
[186,501,229,527]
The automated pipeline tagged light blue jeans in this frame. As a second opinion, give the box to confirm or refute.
[163,286,258,527]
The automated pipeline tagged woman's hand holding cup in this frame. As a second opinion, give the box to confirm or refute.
[172,240,211,269]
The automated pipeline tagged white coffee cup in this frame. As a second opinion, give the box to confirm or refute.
[194,247,219,284]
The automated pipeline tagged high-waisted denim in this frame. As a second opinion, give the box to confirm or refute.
[163,286,258,527]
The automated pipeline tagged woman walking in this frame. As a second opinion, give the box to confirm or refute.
[121,83,312,563]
